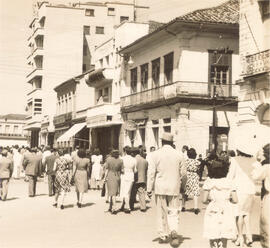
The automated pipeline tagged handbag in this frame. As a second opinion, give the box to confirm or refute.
[101,182,106,197]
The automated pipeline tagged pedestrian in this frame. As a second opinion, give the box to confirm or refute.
[202,154,238,248]
[131,147,148,212]
[12,146,23,179]
[251,143,270,248]
[119,146,137,213]
[180,145,188,209]
[91,148,103,190]
[44,148,58,196]
[104,150,123,214]
[53,149,71,209]
[182,148,201,214]
[227,151,256,246]
[73,148,90,208]
[42,146,51,174]
[198,154,206,181]
[0,149,14,201]
[22,148,42,197]
[147,132,184,246]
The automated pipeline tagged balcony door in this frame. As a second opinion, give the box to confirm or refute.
[208,50,232,97]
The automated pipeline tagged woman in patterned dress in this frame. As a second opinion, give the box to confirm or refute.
[183,148,201,214]
[53,149,71,209]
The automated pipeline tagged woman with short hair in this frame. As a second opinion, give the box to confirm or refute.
[91,148,103,190]
[73,148,90,208]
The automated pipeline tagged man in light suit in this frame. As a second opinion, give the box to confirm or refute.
[147,132,184,246]
[0,149,14,201]
[23,148,42,197]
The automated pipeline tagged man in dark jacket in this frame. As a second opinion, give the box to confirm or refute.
[23,148,42,197]
[0,149,13,201]
[44,148,58,196]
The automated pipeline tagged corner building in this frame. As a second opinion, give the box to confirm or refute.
[120,0,240,156]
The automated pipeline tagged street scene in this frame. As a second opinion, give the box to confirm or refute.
[0,0,270,247]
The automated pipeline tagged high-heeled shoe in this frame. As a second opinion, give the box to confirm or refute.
[235,236,244,247]
[60,205,64,210]
[246,235,253,247]
[77,203,82,208]
[52,203,57,208]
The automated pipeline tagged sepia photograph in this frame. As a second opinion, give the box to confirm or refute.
[0,0,269,247]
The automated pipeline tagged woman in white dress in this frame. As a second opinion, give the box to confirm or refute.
[203,157,238,248]
[91,148,103,190]
[12,147,23,179]
[119,146,137,213]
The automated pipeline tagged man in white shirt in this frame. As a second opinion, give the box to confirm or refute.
[147,132,184,246]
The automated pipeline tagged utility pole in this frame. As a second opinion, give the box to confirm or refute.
[212,67,218,154]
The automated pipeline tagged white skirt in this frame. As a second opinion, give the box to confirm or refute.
[120,179,133,198]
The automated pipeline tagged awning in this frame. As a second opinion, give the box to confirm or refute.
[57,123,86,142]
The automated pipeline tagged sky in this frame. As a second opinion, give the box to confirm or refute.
[0,0,226,115]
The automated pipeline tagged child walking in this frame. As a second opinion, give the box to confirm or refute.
[202,157,238,248]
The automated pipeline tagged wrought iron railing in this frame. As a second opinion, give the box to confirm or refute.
[245,49,270,76]
[120,81,238,108]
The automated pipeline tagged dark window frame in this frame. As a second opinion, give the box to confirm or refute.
[120,16,129,23]
[96,26,104,34]
[140,63,148,91]
[164,52,174,84]
[130,67,138,94]
[152,57,160,87]
[83,25,90,35]
[85,9,95,17]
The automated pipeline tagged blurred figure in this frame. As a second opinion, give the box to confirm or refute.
[53,149,71,209]
[0,149,14,201]
[251,143,270,248]
[73,149,90,207]
[42,146,51,174]
[23,148,42,197]
[12,145,23,179]
[91,148,103,190]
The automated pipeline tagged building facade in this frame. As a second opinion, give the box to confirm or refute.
[25,1,149,147]
[85,22,151,157]
[120,0,240,156]
[0,114,29,147]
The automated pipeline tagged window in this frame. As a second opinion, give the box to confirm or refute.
[104,87,109,102]
[106,55,109,66]
[163,126,171,132]
[152,58,160,87]
[153,127,159,148]
[85,9,94,16]
[5,125,10,133]
[13,125,19,134]
[140,63,148,91]
[83,26,90,35]
[130,68,137,93]
[96,26,104,34]
[139,128,146,147]
[120,16,129,23]
[107,7,115,16]
[164,52,174,84]
[82,64,87,72]
[83,44,88,56]
[35,79,42,89]
[99,58,103,68]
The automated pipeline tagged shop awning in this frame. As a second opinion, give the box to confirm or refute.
[57,123,86,142]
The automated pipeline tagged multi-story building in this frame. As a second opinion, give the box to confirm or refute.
[53,70,94,150]
[119,0,240,156]
[85,21,152,156]
[25,1,149,147]
[227,0,270,154]
[0,114,29,147]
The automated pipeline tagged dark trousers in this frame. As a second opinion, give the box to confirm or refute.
[48,174,55,196]
[0,178,9,201]
[129,182,146,210]
[28,175,37,197]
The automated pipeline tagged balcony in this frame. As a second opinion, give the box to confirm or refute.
[120,81,238,112]
[32,47,44,59]
[53,112,73,126]
[244,49,270,77]
[27,88,42,102]
[24,114,42,130]
[86,103,122,128]
[0,133,28,140]
[26,68,43,81]
[85,68,114,88]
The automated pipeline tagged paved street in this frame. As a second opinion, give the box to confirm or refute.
[0,178,262,248]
